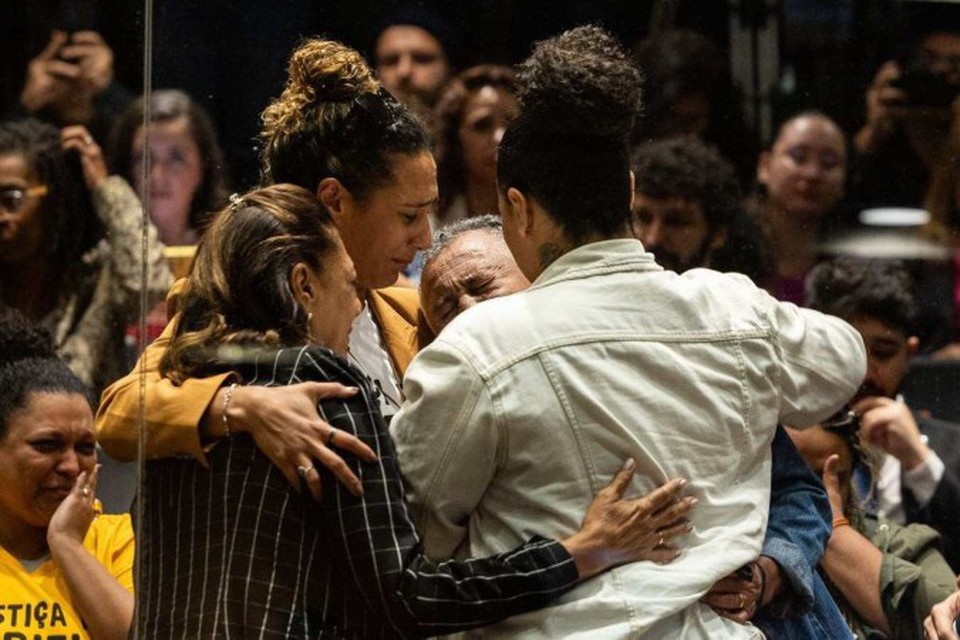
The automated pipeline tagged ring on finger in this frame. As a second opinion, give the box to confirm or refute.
[327,428,338,447]
[297,464,315,479]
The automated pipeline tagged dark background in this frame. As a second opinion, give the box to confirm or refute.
[2,0,958,189]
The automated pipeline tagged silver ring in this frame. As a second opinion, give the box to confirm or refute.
[81,487,91,497]
[297,465,314,479]
[327,428,337,447]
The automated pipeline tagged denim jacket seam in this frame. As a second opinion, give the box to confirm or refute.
[468,329,775,379]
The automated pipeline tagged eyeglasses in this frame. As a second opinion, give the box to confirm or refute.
[0,185,48,214]
[821,406,864,467]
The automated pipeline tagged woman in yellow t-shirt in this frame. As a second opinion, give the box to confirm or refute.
[0,313,134,639]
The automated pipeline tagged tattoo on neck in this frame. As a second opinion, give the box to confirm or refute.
[538,243,565,269]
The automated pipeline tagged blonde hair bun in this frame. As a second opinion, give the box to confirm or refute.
[262,39,380,141]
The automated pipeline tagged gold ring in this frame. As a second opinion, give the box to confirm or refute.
[297,465,315,479]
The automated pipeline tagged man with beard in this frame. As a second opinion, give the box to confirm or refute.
[807,257,960,571]
[630,137,768,284]
[371,5,455,118]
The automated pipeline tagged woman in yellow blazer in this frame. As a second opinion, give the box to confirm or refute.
[96,39,436,496]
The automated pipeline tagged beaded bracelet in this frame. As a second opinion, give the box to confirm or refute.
[221,382,239,437]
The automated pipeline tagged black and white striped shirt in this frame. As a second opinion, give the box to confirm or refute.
[136,346,578,638]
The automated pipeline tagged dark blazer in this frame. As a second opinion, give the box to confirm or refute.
[903,414,960,571]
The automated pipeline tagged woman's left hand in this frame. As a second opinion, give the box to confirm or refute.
[61,125,108,191]
[47,465,99,549]
[701,561,765,623]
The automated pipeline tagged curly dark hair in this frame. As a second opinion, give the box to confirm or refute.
[497,25,642,242]
[434,65,517,217]
[805,257,917,334]
[515,25,642,137]
[109,89,229,235]
[259,38,431,201]
[0,311,91,438]
[630,136,770,281]
[0,118,102,268]
[631,137,741,234]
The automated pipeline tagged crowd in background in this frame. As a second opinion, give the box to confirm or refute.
[5,3,960,639]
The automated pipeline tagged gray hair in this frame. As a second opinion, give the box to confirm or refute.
[423,214,503,266]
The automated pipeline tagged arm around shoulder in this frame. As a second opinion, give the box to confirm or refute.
[96,312,229,463]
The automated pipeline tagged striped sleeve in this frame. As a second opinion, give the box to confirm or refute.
[302,350,579,637]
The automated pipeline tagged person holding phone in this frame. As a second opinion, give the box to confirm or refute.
[851,29,960,210]
[16,30,131,145]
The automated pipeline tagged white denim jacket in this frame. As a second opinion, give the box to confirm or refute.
[392,239,866,639]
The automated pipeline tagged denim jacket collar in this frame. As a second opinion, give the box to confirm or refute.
[529,238,662,291]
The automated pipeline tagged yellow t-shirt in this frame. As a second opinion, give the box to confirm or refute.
[0,514,134,639]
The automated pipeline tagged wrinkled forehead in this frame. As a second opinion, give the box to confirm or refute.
[427,230,504,282]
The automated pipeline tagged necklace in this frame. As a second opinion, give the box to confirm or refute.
[347,351,404,410]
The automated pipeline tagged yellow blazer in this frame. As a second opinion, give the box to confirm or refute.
[95,281,422,463]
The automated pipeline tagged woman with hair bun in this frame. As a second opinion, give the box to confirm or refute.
[0,313,134,639]
[390,25,866,638]
[133,183,693,637]
[97,38,437,487]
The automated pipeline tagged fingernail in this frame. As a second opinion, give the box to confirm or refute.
[689,497,699,506]
[347,387,360,394]
[622,458,636,472]
[677,478,688,488]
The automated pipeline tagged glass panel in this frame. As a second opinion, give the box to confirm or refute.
[120,1,960,635]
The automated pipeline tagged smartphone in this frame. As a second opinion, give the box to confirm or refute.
[890,68,960,109]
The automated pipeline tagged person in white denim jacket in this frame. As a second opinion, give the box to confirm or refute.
[390,26,866,639]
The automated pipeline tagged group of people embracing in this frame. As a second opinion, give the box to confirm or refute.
[3,25,878,640]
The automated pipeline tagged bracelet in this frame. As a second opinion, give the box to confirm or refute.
[221,383,238,437]
[832,516,851,529]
